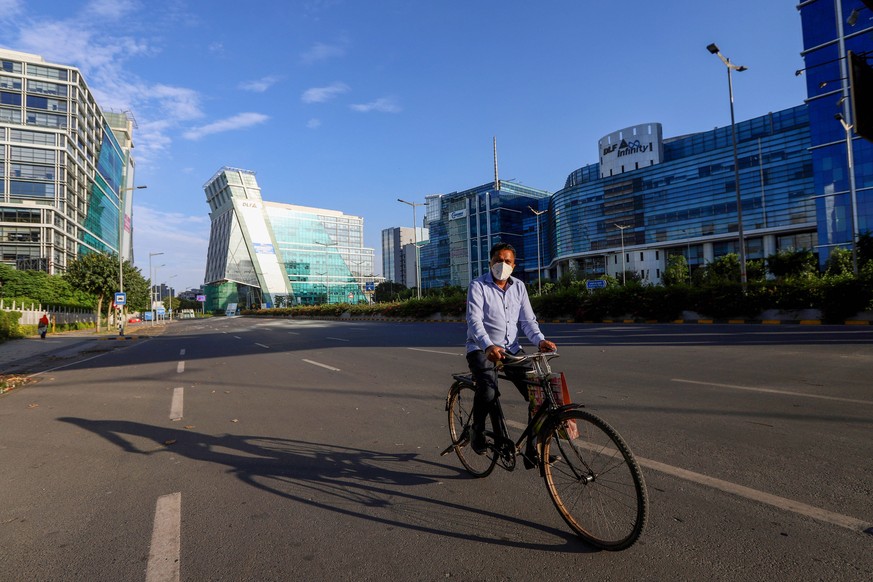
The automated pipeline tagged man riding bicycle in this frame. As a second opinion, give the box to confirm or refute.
[465,242,557,465]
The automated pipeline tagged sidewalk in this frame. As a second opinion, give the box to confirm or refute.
[0,322,168,376]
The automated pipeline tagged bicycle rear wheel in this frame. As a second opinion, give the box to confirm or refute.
[447,382,497,478]
[541,409,647,550]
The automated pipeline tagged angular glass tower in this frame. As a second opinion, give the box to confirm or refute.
[203,167,376,311]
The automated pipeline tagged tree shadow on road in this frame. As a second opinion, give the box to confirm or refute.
[57,417,595,553]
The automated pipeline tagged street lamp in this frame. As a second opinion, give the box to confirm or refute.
[528,206,548,295]
[117,185,147,335]
[162,274,177,320]
[707,42,749,290]
[614,223,630,285]
[315,271,330,305]
[835,112,860,275]
[315,240,338,304]
[148,251,164,324]
[397,198,425,299]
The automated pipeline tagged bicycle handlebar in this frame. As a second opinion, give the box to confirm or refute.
[500,351,559,366]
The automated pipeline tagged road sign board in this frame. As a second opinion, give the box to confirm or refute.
[156,307,166,315]
[365,282,375,291]
[114,292,127,305]
[196,294,206,302]
[586,279,607,290]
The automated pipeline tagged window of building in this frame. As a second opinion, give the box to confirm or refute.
[26,64,68,81]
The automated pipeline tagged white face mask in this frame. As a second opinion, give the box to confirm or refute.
[491,262,513,281]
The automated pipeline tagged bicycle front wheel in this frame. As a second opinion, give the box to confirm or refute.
[447,382,497,478]
[541,409,648,550]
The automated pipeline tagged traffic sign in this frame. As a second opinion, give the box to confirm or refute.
[365,282,375,291]
[114,292,127,305]
[586,279,607,290]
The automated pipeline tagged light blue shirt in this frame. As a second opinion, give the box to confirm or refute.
[466,272,545,354]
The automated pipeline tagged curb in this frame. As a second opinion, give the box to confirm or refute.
[258,315,873,326]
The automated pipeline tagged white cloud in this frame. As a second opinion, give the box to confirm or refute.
[301,41,346,64]
[239,75,281,93]
[0,0,23,20]
[350,97,401,113]
[182,112,270,140]
[307,118,322,129]
[83,0,139,21]
[301,82,350,104]
[132,205,210,291]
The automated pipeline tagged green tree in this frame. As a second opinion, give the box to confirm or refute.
[856,231,873,269]
[65,253,118,332]
[766,248,817,280]
[373,281,407,302]
[825,247,853,276]
[661,254,689,286]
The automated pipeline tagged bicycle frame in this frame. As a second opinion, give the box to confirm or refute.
[469,352,581,472]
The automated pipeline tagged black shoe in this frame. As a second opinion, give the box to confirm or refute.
[470,429,488,455]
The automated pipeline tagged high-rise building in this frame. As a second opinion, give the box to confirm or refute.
[203,167,377,311]
[546,109,814,283]
[797,0,873,268]
[381,226,428,287]
[0,48,137,273]
[419,181,552,289]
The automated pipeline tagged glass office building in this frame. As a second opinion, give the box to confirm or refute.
[798,0,873,266]
[203,167,376,312]
[419,181,552,290]
[546,108,815,282]
[0,49,137,273]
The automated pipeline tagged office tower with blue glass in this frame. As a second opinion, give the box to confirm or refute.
[797,0,873,268]
[545,110,814,282]
[0,48,138,273]
[203,167,376,312]
[419,181,552,290]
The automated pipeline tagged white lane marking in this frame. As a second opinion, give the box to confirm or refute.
[407,347,462,357]
[170,388,183,420]
[326,337,350,342]
[505,420,872,533]
[302,359,341,372]
[27,352,109,377]
[233,335,242,339]
[288,332,299,335]
[255,343,270,349]
[176,361,185,374]
[145,492,181,582]
[179,349,186,356]
[672,378,873,406]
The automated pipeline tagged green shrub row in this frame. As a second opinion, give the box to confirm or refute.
[0,310,23,341]
[243,276,873,324]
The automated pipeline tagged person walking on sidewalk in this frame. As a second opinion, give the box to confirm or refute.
[38,313,49,339]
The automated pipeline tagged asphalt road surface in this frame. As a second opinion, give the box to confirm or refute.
[1,318,871,581]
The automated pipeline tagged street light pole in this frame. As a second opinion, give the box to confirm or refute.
[708,43,749,290]
[397,198,425,299]
[314,240,338,304]
[148,252,164,324]
[614,223,630,285]
[836,112,859,275]
[117,185,147,335]
[528,206,548,295]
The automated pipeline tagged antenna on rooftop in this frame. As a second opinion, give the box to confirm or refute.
[493,136,500,191]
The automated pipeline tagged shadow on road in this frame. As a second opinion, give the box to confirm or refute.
[57,417,592,553]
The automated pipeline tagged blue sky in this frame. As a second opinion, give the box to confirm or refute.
[1,0,808,290]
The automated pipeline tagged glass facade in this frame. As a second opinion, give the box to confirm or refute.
[419,181,552,289]
[267,203,375,305]
[798,0,873,266]
[0,48,135,273]
[203,167,377,311]
[547,106,814,282]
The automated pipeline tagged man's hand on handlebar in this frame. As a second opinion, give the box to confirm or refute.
[538,339,557,353]
[485,345,505,363]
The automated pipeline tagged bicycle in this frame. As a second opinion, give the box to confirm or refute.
[440,351,648,550]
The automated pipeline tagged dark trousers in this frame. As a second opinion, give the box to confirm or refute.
[466,349,532,432]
